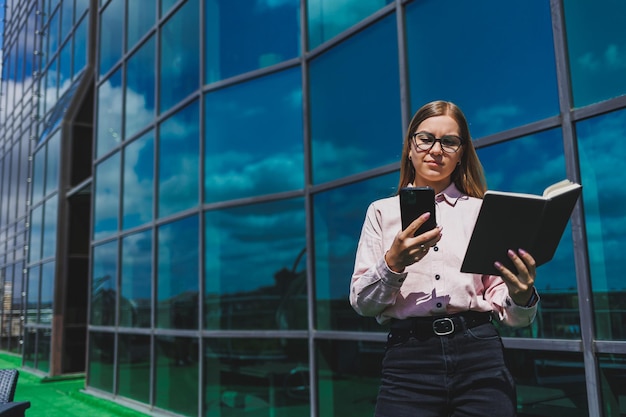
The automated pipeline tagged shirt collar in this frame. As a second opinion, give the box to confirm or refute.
[409,182,466,206]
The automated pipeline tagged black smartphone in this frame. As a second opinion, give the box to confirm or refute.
[400,186,436,236]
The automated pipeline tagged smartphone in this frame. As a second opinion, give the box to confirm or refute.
[400,186,436,236]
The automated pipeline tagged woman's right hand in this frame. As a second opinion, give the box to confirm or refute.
[384,212,443,273]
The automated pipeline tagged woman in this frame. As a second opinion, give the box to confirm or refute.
[350,100,538,417]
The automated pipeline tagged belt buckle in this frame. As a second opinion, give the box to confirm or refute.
[432,318,454,336]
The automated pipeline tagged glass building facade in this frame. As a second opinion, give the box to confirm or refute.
[1,0,625,415]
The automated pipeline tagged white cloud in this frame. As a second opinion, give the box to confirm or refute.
[472,103,523,135]
[577,43,626,72]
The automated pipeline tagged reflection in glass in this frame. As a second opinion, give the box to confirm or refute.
[26,266,40,324]
[127,0,156,51]
[88,331,114,393]
[96,69,123,158]
[125,36,156,140]
[204,0,300,83]
[204,337,310,416]
[120,230,152,328]
[405,0,558,139]
[505,349,588,416]
[204,198,306,330]
[309,15,401,184]
[91,240,118,326]
[98,0,124,77]
[59,42,72,97]
[28,206,43,263]
[118,334,150,403]
[155,336,198,415]
[48,8,59,57]
[598,354,626,416]
[45,131,60,195]
[36,328,51,373]
[307,0,393,49]
[564,0,626,107]
[314,174,397,332]
[31,147,45,205]
[74,14,88,77]
[316,339,382,417]
[123,130,154,230]
[61,0,74,41]
[477,130,578,339]
[204,68,303,203]
[159,0,199,113]
[158,100,199,218]
[42,198,58,259]
[157,215,199,329]
[23,328,36,368]
[40,262,54,325]
[93,153,120,240]
[577,109,626,340]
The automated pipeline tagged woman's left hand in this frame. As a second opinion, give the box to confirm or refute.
[494,249,537,306]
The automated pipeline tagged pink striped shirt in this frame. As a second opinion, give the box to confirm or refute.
[350,183,537,327]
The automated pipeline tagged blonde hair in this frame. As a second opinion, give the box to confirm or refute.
[397,100,486,198]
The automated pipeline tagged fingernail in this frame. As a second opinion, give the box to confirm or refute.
[518,248,527,255]
[507,249,515,257]
[494,261,502,269]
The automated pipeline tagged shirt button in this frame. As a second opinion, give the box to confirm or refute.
[435,274,441,280]
[436,302,442,308]
[433,246,439,252]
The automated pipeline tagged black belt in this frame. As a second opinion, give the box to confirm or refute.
[389,311,493,338]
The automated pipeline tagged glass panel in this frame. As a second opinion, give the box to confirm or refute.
[96,68,123,158]
[204,198,306,330]
[48,7,60,57]
[309,15,401,184]
[598,354,626,417]
[26,265,40,324]
[88,331,115,392]
[29,205,43,263]
[127,0,156,51]
[307,0,393,49]
[564,0,626,107]
[506,349,588,417]
[317,339,382,417]
[36,328,51,373]
[205,337,310,416]
[93,153,120,240]
[158,99,199,218]
[31,147,45,205]
[161,0,178,16]
[204,0,300,83]
[23,328,36,368]
[61,0,73,41]
[45,131,60,194]
[42,197,58,259]
[159,0,199,113]
[157,215,199,329]
[476,129,577,339]
[118,334,151,403]
[59,41,72,96]
[91,240,118,326]
[125,36,156,140]
[405,0,558,139]
[40,262,54,324]
[120,230,152,328]
[576,109,626,340]
[314,174,397,332]
[122,130,154,230]
[99,0,124,77]
[204,68,303,203]
[155,336,198,415]
[74,14,89,77]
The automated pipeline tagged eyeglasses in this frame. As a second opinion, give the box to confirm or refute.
[411,131,463,153]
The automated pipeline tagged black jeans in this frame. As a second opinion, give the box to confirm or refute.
[374,321,516,417]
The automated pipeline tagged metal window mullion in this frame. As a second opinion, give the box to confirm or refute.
[550,1,602,416]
